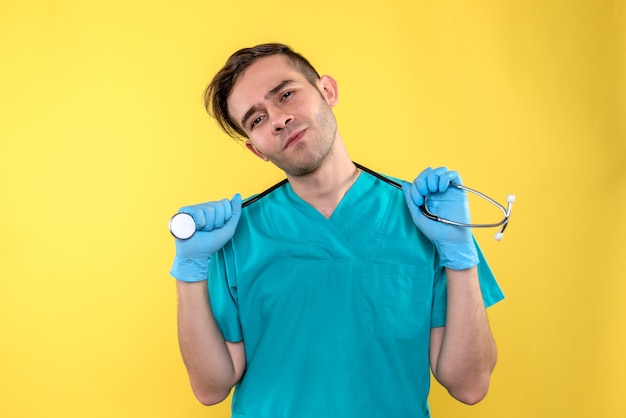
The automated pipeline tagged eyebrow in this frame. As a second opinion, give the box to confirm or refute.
[240,79,296,129]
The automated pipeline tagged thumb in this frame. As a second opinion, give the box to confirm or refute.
[231,193,242,218]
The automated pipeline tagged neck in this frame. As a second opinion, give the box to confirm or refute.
[287,141,359,218]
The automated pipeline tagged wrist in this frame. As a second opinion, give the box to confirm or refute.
[170,255,211,282]
[436,240,478,271]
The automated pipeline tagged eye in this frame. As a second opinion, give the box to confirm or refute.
[250,115,264,130]
[280,90,294,101]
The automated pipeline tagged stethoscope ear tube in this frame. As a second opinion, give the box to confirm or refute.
[418,184,515,240]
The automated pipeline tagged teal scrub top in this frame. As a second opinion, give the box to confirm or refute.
[209,171,504,418]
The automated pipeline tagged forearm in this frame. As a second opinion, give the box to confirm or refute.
[177,280,242,405]
[433,266,497,404]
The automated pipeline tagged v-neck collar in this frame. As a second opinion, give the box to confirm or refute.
[273,171,396,259]
[284,171,370,222]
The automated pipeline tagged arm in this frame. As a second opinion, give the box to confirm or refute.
[177,280,246,405]
[170,195,245,405]
[403,167,499,404]
[429,267,497,405]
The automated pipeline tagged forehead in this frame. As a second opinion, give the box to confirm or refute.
[227,55,306,116]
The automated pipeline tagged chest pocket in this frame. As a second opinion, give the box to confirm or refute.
[358,263,433,340]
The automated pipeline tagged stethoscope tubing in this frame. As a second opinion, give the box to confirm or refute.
[170,163,513,240]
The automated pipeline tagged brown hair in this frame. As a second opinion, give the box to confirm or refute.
[203,43,321,139]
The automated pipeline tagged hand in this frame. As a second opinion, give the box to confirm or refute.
[402,167,478,270]
[170,194,242,282]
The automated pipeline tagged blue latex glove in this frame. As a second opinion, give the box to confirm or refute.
[402,167,478,270]
[170,194,242,282]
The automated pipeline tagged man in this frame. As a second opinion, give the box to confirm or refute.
[170,43,504,417]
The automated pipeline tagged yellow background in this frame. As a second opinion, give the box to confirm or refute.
[1,0,624,417]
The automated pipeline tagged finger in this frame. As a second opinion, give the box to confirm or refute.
[178,205,207,230]
[415,167,432,197]
[402,181,424,207]
[429,167,447,193]
[221,198,233,221]
[451,170,463,186]
[438,170,460,192]
[201,205,215,231]
[412,182,426,207]
[213,200,226,229]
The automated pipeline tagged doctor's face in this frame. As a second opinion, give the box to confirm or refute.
[226,55,339,177]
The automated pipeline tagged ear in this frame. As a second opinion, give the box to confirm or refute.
[245,142,269,162]
[318,75,339,107]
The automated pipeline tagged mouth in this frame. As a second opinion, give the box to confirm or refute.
[284,129,306,149]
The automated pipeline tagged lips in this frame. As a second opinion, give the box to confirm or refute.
[284,129,306,149]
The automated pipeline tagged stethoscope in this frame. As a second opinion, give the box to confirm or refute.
[169,163,515,241]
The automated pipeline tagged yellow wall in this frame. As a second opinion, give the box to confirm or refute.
[1,0,624,416]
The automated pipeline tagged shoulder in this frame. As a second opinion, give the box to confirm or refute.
[241,179,289,209]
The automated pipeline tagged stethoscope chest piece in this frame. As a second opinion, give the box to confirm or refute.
[169,212,196,240]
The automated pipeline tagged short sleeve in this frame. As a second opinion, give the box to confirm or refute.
[208,248,243,342]
[430,237,505,328]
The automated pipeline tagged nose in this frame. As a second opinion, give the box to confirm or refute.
[271,110,294,133]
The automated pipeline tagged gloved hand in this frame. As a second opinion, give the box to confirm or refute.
[402,167,478,270]
[170,194,242,282]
